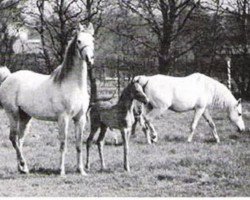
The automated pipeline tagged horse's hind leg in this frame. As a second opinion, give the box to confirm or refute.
[97,124,107,171]
[7,111,30,174]
[144,117,158,144]
[74,113,87,176]
[203,109,220,143]
[187,107,205,142]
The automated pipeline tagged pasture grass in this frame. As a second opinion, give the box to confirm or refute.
[0,102,249,196]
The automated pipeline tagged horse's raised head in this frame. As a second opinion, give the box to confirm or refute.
[76,23,95,65]
[128,81,149,105]
[229,98,245,132]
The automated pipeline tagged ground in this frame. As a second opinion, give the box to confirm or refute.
[0,102,249,197]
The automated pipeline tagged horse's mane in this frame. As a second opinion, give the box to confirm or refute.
[117,84,132,104]
[203,75,236,108]
[52,35,77,83]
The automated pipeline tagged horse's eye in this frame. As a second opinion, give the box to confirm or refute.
[77,40,81,44]
[238,113,242,116]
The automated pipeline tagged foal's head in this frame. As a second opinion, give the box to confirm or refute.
[76,23,95,65]
[229,98,245,132]
[122,82,149,105]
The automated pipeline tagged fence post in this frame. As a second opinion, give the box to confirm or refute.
[117,55,121,96]
[225,56,232,91]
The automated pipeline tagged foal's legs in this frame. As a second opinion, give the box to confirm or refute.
[74,113,87,175]
[58,114,70,176]
[85,123,99,170]
[131,118,139,136]
[97,124,107,171]
[203,109,220,143]
[188,107,205,142]
[121,128,131,172]
[7,111,30,173]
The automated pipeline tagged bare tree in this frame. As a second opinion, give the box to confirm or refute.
[220,0,250,98]
[119,0,201,74]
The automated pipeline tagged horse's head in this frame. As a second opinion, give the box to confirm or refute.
[128,82,149,105]
[76,23,95,65]
[229,98,245,132]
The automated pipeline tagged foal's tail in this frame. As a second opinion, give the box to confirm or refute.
[0,66,11,85]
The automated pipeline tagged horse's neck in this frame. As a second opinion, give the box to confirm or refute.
[212,82,237,109]
[68,58,88,89]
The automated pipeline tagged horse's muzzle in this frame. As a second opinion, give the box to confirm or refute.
[238,127,245,133]
[151,135,158,143]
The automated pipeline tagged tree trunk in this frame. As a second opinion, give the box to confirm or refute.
[158,53,171,74]
[158,36,172,74]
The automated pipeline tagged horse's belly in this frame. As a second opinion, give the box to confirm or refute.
[20,97,60,121]
[170,99,196,112]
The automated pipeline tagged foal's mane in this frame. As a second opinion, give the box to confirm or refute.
[52,35,78,83]
[118,84,131,104]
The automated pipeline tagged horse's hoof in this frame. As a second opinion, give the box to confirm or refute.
[60,170,66,177]
[60,174,66,178]
[84,165,90,170]
[18,165,29,174]
[77,168,88,176]
[124,167,130,173]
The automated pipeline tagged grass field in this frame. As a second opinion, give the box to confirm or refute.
[0,102,249,197]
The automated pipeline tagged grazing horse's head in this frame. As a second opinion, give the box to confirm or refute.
[127,82,149,105]
[229,98,245,132]
[76,23,95,65]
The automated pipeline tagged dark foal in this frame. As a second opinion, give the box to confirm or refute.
[85,81,155,172]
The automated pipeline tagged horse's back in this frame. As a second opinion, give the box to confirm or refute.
[0,70,55,117]
[5,70,49,84]
[140,73,212,111]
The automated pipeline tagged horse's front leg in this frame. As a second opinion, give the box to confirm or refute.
[58,114,70,176]
[74,113,88,176]
[187,107,205,142]
[144,108,165,143]
[203,109,220,143]
[121,128,131,172]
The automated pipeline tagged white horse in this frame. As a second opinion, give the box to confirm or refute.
[0,23,95,176]
[134,73,245,143]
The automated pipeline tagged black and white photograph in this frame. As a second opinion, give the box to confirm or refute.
[0,0,249,197]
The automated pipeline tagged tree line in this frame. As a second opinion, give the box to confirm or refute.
[0,0,249,99]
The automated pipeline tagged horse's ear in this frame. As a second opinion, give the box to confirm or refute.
[142,80,149,91]
[133,76,140,83]
[86,23,94,35]
[78,24,86,32]
[237,98,242,105]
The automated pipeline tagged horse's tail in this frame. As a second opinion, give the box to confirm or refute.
[0,66,11,85]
